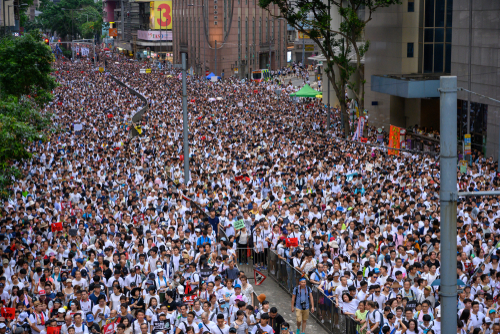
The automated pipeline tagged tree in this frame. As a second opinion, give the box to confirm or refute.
[259,0,401,137]
[37,0,104,40]
[0,31,57,106]
[0,33,55,198]
[0,97,52,198]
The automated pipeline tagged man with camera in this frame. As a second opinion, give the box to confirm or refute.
[291,278,314,334]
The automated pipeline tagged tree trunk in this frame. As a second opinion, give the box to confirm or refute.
[341,102,350,138]
[358,66,365,111]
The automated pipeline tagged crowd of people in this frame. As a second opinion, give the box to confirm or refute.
[0,50,498,334]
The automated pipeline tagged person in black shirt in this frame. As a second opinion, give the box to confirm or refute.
[268,307,285,334]
[103,260,113,280]
[163,291,177,313]
[86,314,101,334]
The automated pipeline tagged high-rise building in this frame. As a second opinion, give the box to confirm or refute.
[103,0,173,60]
[172,0,288,79]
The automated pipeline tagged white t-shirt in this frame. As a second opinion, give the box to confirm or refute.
[110,293,123,311]
[73,324,89,334]
[29,312,47,333]
[250,324,273,334]
[212,324,230,334]
[91,305,110,325]
[177,320,200,334]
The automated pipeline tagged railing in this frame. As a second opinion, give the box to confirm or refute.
[107,73,148,138]
[217,229,269,282]
[267,250,360,334]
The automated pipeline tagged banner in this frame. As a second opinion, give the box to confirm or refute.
[464,134,471,155]
[388,125,401,155]
[150,1,173,30]
[103,322,116,334]
[51,222,63,232]
[352,116,365,141]
[1,308,15,320]
[285,238,298,247]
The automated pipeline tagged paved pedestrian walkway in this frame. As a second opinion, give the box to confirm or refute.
[253,275,329,334]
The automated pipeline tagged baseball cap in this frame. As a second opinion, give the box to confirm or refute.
[58,308,66,313]
[234,284,241,289]
[86,314,94,322]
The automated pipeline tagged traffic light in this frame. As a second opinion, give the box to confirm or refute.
[44,38,49,45]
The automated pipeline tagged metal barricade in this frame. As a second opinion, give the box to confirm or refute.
[267,250,360,334]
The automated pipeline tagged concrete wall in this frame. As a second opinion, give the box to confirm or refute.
[451,0,500,158]
[364,0,419,128]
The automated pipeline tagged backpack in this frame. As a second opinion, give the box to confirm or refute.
[367,310,383,329]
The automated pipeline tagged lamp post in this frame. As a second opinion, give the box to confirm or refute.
[158,6,162,62]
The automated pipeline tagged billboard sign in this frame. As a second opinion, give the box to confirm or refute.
[150,1,172,30]
[137,30,172,41]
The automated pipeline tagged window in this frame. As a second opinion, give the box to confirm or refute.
[420,0,453,73]
[407,43,414,58]
[408,0,415,12]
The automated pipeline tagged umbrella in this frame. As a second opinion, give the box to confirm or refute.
[103,48,110,51]
[216,97,223,100]
[316,94,323,98]
[166,75,173,78]
[430,279,466,287]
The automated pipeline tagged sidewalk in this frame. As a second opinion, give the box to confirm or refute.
[253,275,329,334]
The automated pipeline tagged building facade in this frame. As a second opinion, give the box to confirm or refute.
[451,0,500,157]
[172,0,287,79]
[366,0,500,157]
[103,0,173,59]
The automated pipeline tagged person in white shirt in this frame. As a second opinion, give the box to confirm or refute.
[213,314,230,334]
[250,314,273,334]
[72,314,89,334]
[29,302,47,334]
[468,301,485,330]
[175,312,200,334]
[91,296,110,327]
[198,312,216,334]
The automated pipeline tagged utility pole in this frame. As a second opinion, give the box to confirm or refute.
[159,7,162,63]
[215,40,217,77]
[438,76,458,334]
[327,0,331,130]
[182,52,189,184]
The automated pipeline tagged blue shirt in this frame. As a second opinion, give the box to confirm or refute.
[293,286,311,309]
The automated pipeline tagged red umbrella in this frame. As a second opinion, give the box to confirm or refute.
[103,48,110,51]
